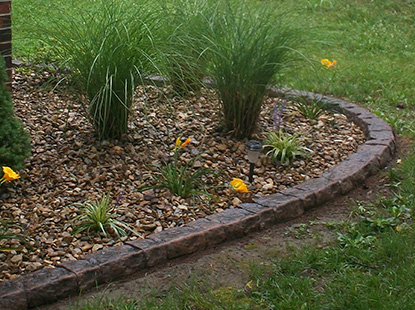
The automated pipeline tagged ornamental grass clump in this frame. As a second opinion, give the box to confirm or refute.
[159,0,215,96]
[44,0,161,140]
[203,1,299,139]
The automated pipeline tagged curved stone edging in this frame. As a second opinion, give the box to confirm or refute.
[0,89,396,309]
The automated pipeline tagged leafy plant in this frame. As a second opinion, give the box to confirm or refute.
[292,96,330,120]
[291,58,337,120]
[263,130,307,165]
[44,0,161,140]
[159,0,214,96]
[0,219,33,252]
[141,138,217,199]
[203,0,300,139]
[0,57,31,169]
[73,193,136,238]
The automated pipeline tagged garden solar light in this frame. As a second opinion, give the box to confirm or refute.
[245,140,263,183]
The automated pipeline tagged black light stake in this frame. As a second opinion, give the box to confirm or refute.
[245,140,263,183]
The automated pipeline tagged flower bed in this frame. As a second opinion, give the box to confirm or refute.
[0,70,365,281]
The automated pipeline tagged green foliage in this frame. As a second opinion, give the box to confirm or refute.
[71,280,256,310]
[371,106,415,136]
[12,0,415,309]
[263,130,307,165]
[73,193,135,239]
[0,57,31,169]
[159,0,214,96]
[140,141,217,199]
[0,219,33,252]
[292,96,330,120]
[392,151,415,197]
[43,0,160,140]
[203,0,300,139]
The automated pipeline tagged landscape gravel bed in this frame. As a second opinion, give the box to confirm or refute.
[0,69,366,281]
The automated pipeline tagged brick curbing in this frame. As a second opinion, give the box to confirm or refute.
[0,0,11,85]
[0,89,396,309]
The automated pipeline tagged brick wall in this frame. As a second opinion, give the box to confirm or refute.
[0,0,11,84]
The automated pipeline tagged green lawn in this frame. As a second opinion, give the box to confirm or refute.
[11,0,415,309]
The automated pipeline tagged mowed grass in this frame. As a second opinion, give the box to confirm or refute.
[11,0,415,309]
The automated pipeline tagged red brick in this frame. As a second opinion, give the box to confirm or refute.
[0,2,10,15]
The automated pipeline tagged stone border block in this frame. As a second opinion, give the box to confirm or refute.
[325,98,355,111]
[184,218,228,247]
[280,187,316,210]
[207,208,262,239]
[147,226,206,260]
[22,267,78,309]
[362,142,394,167]
[366,130,396,154]
[126,238,168,268]
[237,203,276,229]
[321,160,360,195]
[345,144,381,177]
[0,278,27,310]
[293,177,341,208]
[61,258,101,292]
[255,193,304,221]
[83,245,146,283]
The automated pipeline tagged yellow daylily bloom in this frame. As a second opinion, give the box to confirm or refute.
[321,59,337,68]
[175,137,182,148]
[174,137,191,151]
[230,178,249,193]
[181,137,191,148]
[1,166,20,184]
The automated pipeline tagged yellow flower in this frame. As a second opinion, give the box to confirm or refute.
[175,137,182,148]
[396,225,402,232]
[174,137,191,151]
[1,166,20,184]
[321,59,337,68]
[230,178,248,193]
[181,137,191,148]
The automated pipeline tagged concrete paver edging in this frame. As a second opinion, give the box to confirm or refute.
[0,88,396,309]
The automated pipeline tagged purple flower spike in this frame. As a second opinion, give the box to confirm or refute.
[115,191,124,206]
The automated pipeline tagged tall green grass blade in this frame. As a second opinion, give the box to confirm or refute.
[42,0,162,140]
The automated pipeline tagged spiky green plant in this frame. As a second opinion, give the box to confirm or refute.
[0,220,33,252]
[292,96,330,120]
[73,193,136,238]
[263,130,307,165]
[160,0,204,96]
[158,0,220,96]
[140,138,218,199]
[203,0,300,139]
[44,0,161,140]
